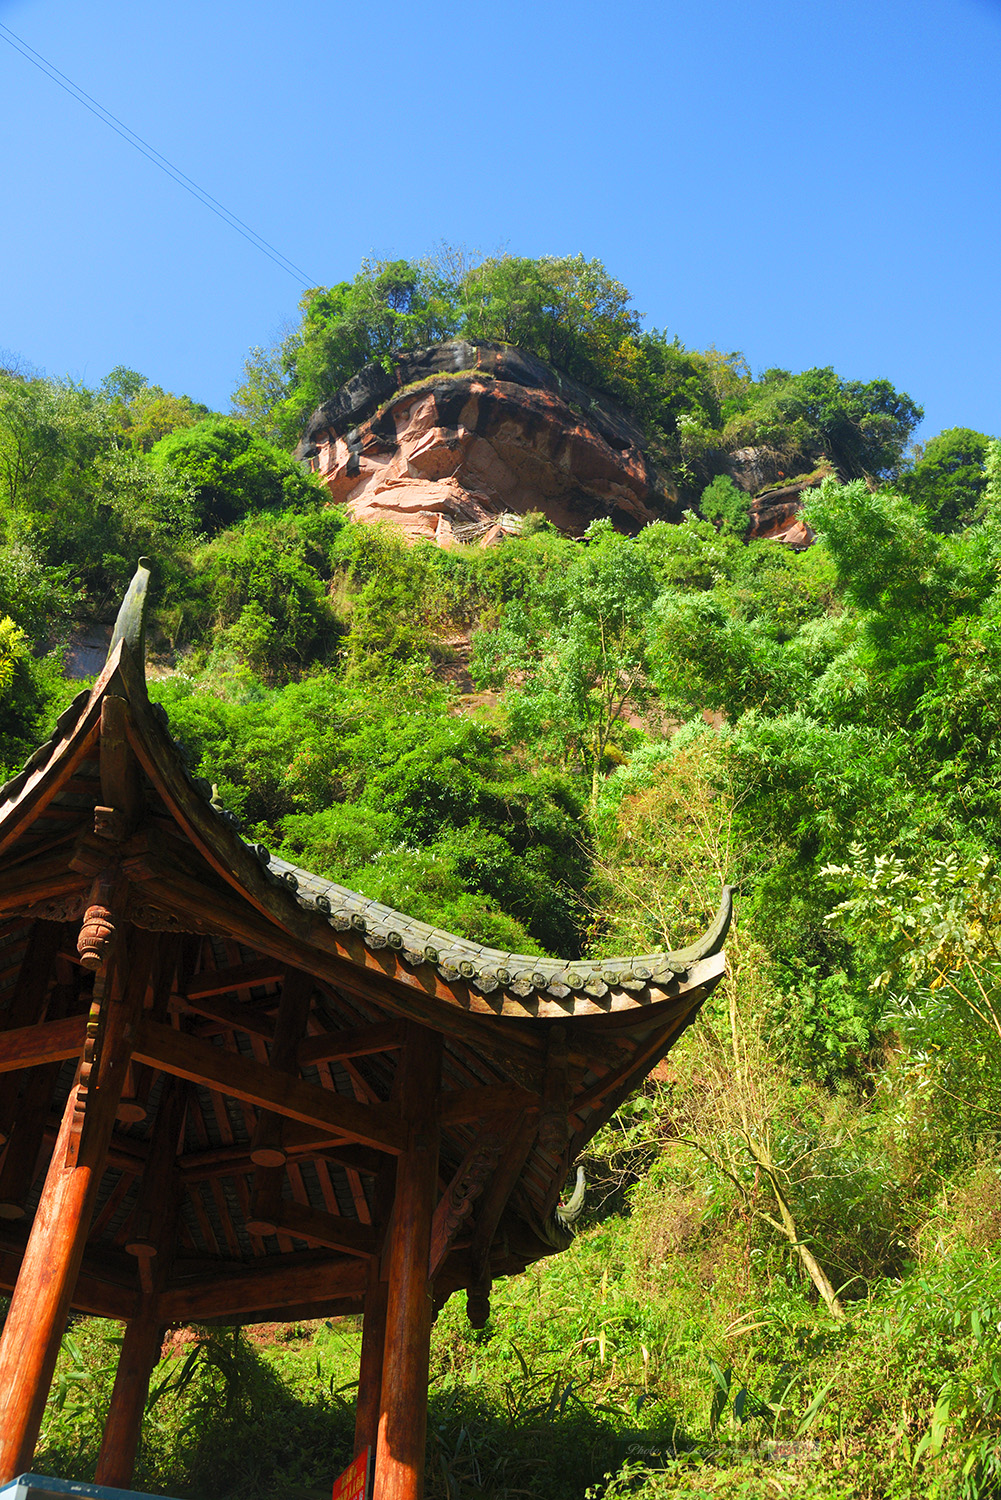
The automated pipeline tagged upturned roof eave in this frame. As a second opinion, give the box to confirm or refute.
[0,622,730,1029]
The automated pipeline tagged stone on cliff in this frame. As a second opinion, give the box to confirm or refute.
[296,341,677,543]
[725,448,830,549]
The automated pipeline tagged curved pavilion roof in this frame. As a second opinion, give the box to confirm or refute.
[0,564,729,1327]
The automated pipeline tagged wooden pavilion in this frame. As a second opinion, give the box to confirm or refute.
[0,563,729,1500]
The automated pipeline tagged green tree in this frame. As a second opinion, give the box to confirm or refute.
[235,259,462,447]
[461,254,642,393]
[100,366,210,451]
[472,520,660,807]
[898,426,993,533]
[724,366,922,479]
[149,417,322,531]
[185,506,345,677]
[0,369,201,605]
[699,473,750,535]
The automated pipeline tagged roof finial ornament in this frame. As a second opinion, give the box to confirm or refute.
[107,557,152,673]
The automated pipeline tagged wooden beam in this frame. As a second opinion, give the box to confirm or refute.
[0,858,87,918]
[564,1003,707,1173]
[171,992,275,1039]
[159,1254,367,1322]
[184,959,284,999]
[0,925,68,1147]
[0,1064,60,1219]
[0,968,75,1214]
[198,1293,365,1326]
[134,871,546,1080]
[0,1015,87,1074]
[439,1084,537,1126]
[250,967,314,1173]
[271,1122,383,1172]
[539,1024,572,1157]
[298,1019,402,1069]
[97,695,142,835]
[133,1017,403,1155]
[469,1110,540,1281]
[0,920,62,1033]
[247,1199,377,1260]
[123,1076,188,1288]
[0,1238,135,1320]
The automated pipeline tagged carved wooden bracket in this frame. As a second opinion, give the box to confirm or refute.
[428,1131,506,1278]
[93,805,129,843]
[68,881,147,1166]
[66,983,106,1167]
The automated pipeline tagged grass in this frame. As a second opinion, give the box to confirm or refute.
[26,1207,1001,1500]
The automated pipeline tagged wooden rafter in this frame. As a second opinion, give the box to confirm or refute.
[132,1017,404,1154]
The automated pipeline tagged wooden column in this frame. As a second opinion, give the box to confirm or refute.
[0,916,144,1483]
[374,1023,442,1500]
[95,1072,187,1486]
[355,1262,389,1459]
[93,1301,164,1488]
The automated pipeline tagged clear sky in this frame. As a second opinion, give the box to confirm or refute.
[2,0,999,443]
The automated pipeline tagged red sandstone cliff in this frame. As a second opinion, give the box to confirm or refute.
[296,341,679,543]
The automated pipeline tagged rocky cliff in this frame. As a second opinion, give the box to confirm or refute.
[296,341,679,543]
[726,448,830,548]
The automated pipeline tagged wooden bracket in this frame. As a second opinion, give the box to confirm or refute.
[466,1277,492,1329]
[66,984,108,1166]
[428,1130,508,1279]
[67,924,153,1168]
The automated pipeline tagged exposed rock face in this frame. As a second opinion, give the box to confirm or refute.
[726,447,830,549]
[296,341,677,543]
[745,483,818,548]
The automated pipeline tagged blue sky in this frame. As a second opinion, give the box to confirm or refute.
[2,0,999,443]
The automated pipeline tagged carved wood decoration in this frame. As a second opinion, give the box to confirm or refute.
[428,1130,507,1279]
[76,868,122,972]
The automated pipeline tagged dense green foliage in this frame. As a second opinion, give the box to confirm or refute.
[3,251,1001,1498]
[149,416,321,531]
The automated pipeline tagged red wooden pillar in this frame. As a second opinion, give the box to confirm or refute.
[0,917,146,1483]
[355,1262,389,1459]
[94,1073,186,1487]
[373,1023,442,1500]
[93,1301,164,1488]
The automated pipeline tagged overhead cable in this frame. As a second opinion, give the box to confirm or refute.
[0,21,317,288]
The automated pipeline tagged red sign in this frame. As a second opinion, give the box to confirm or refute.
[332,1446,373,1500]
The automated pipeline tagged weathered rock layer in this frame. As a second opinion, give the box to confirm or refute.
[297,341,677,543]
[726,447,830,548]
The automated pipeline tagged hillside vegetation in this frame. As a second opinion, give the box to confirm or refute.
[2,254,1001,1499]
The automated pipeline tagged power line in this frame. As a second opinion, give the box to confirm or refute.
[0,21,318,289]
